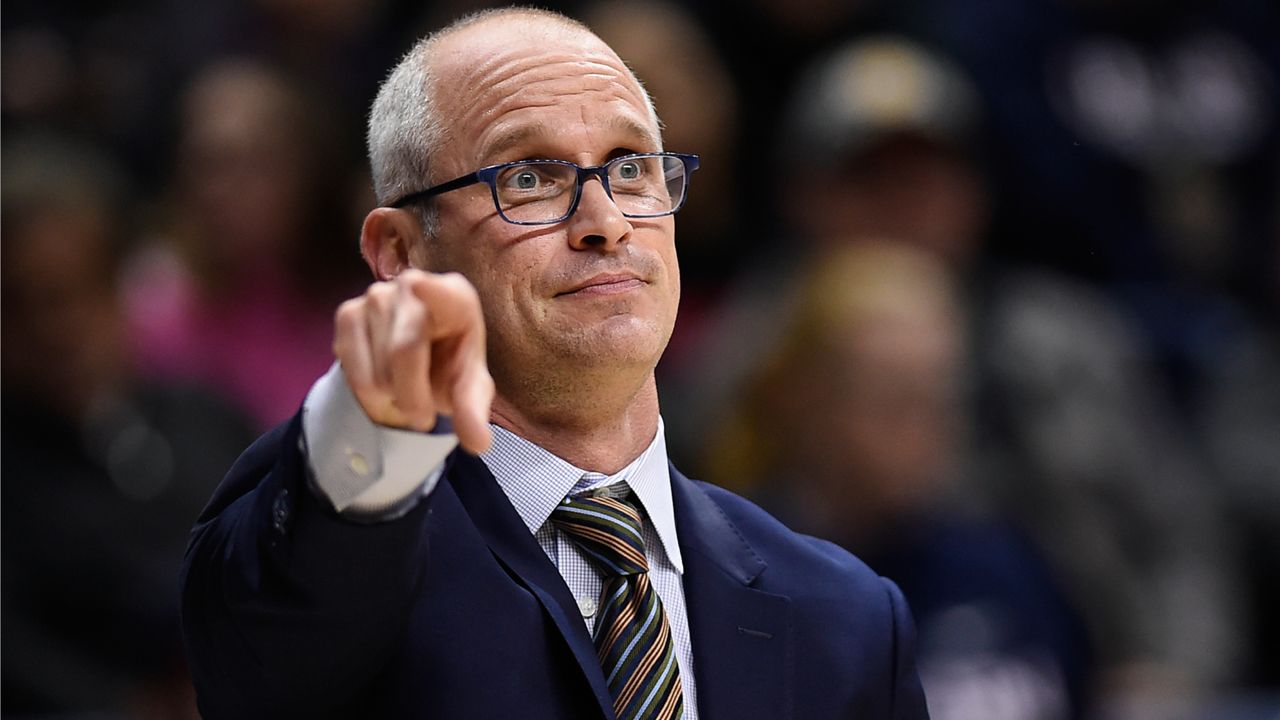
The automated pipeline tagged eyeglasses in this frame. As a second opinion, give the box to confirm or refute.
[387,152,700,225]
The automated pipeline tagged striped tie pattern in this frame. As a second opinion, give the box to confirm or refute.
[551,493,684,720]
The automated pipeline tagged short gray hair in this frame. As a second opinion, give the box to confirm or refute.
[366,31,443,235]
[365,7,660,238]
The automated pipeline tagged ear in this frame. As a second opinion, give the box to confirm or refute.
[360,207,423,280]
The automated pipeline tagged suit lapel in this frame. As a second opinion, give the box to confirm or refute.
[672,466,793,720]
[446,452,615,719]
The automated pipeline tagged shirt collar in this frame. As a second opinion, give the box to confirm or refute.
[479,418,684,574]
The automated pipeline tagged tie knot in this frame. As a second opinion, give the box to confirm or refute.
[550,493,649,577]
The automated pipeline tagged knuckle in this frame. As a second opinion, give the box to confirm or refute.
[334,298,362,325]
[400,268,434,297]
[454,273,481,301]
[366,281,395,308]
[398,267,427,284]
[387,334,421,360]
[389,310,428,354]
[398,294,427,322]
[438,271,474,296]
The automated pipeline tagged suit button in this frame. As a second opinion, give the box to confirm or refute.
[272,488,291,533]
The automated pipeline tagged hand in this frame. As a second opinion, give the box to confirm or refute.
[333,269,494,453]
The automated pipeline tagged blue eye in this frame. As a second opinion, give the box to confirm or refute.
[510,170,538,189]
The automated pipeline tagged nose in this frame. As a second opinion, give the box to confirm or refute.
[566,176,630,252]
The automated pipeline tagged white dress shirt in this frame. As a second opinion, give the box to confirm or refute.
[301,364,699,718]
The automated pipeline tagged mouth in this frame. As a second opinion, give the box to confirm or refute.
[555,272,647,297]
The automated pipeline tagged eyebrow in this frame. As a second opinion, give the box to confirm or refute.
[479,115,661,164]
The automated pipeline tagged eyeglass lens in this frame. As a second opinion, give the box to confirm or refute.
[492,155,688,223]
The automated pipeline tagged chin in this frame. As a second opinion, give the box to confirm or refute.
[561,313,672,366]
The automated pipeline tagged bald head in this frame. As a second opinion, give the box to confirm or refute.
[366,8,659,222]
[436,6,594,47]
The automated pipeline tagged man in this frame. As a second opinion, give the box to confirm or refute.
[181,8,929,719]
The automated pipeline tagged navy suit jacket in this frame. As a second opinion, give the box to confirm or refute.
[181,415,929,719]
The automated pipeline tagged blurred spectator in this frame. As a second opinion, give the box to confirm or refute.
[938,6,1280,687]
[1201,320,1280,688]
[779,35,986,266]
[708,243,1088,719]
[122,59,363,429]
[2,134,256,718]
[1,0,411,192]
[914,0,1280,392]
[680,0,882,242]
[799,35,1249,713]
[663,34,988,459]
[1,0,182,186]
[690,34,1251,716]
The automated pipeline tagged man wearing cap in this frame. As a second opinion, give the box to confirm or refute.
[180,8,928,719]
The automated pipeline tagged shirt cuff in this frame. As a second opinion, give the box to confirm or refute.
[301,363,459,517]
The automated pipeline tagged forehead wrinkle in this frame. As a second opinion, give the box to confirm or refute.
[447,41,638,101]
[486,72,636,111]
[485,56,632,85]
[432,25,661,170]
[477,111,660,166]
[480,56,647,111]
[466,74,659,163]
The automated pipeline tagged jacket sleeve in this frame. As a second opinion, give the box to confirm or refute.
[180,413,444,718]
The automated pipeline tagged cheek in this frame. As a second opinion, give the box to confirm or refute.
[665,244,681,302]
[649,221,681,306]
[430,211,522,292]
[470,247,544,333]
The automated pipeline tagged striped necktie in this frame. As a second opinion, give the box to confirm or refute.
[551,492,684,720]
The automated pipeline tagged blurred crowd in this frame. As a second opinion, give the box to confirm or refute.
[2,0,1277,718]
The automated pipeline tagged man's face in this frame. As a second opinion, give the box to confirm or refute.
[418,20,681,398]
